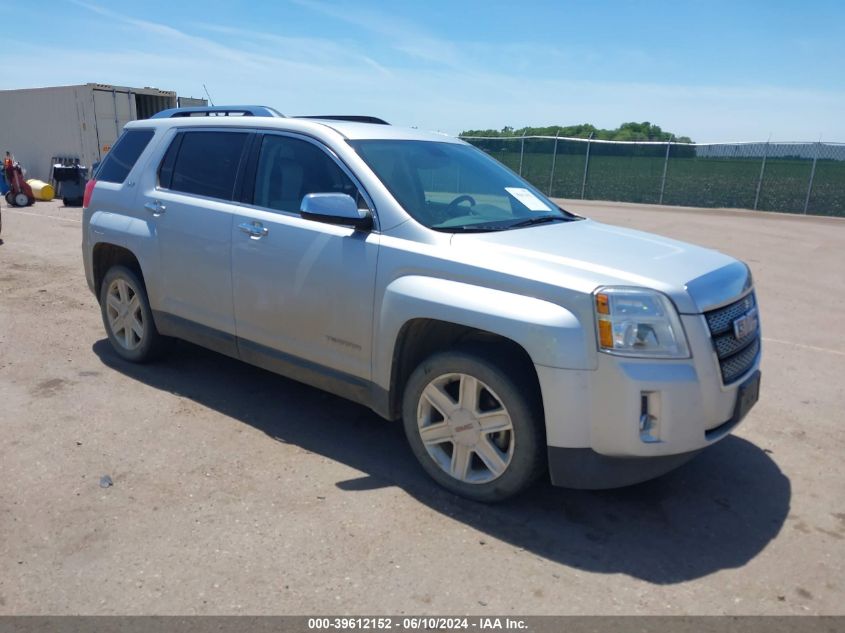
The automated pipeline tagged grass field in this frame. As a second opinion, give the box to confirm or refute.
[466,141,845,216]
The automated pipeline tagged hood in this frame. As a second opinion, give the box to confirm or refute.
[450,219,749,314]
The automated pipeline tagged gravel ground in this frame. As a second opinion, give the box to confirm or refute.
[0,198,843,615]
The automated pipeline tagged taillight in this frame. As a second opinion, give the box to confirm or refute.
[83,179,97,208]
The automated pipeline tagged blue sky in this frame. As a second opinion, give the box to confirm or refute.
[4,0,844,141]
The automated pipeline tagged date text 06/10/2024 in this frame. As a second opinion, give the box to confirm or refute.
[307,617,529,630]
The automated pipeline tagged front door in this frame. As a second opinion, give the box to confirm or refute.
[230,133,379,384]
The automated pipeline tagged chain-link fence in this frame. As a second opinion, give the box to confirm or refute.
[461,136,845,216]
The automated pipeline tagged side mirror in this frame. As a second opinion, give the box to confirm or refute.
[300,193,373,231]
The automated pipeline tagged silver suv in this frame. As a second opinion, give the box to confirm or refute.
[82,106,761,502]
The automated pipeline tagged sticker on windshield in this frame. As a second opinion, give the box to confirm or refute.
[505,187,551,212]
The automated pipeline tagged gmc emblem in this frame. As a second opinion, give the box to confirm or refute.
[733,307,759,340]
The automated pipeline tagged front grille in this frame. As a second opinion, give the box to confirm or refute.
[713,330,752,357]
[720,337,760,383]
[705,293,756,335]
[704,292,760,384]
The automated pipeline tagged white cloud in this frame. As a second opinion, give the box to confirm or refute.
[291,0,468,69]
[5,0,843,142]
[69,0,266,68]
[193,23,392,76]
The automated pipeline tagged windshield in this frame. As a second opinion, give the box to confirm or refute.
[349,140,579,231]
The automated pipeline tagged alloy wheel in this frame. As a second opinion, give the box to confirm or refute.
[416,372,515,484]
[105,278,145,351]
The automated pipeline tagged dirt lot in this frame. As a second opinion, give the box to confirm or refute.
[1,198,843,615]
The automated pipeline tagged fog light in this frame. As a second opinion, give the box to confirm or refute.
[639,391,662,443]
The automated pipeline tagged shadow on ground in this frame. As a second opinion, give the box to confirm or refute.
[94,339,790,585]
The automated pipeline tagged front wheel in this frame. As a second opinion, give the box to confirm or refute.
[99,265,165,363]
[402,349,545,502]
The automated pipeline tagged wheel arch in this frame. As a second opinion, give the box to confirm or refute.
[92,242,146,302]
[377,275,594,420]
[386,318,543,421]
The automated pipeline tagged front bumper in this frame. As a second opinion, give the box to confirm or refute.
[537,313,761,486]
[547,369,760,488]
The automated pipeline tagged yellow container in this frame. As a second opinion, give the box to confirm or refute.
[27,179,55,201]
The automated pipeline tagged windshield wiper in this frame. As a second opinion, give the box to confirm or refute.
[432,215,575,232]
[505,216,570,229]
[431,224,509,233]
[435,226,507,233]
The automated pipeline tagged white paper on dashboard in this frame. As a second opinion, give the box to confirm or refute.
[504,187,551,212]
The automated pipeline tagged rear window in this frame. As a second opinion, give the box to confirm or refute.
[167,131,249,200]
[96,129,154,183]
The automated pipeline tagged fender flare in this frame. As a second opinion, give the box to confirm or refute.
[89,211,159,304]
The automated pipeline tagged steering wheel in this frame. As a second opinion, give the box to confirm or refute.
[446,194,478,214]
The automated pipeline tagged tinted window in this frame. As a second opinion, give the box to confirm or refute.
[253,135,357,212]
[96,129,154,183]
[170,131,249,200]
[157,133,182,189]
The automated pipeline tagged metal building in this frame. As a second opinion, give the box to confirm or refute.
[0,83,206,181]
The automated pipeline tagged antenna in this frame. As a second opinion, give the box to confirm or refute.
[203,84,215,106]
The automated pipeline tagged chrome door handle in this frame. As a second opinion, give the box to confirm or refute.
[238,221,269,238]
[144,200,166,216]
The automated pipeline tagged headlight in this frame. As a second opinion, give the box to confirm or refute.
[594,287,690,358]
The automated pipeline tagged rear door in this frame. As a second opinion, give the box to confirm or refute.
[139,128,251,351]
[92,88,134,158]
[230,132,379,382]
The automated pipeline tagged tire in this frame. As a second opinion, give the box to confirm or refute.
[99,265,165,363]
[4,192,13,206]
[402,348,546,502]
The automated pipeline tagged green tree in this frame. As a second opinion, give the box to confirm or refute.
[460,121,693,143]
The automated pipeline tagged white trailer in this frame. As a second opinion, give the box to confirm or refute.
[0,83,206,181]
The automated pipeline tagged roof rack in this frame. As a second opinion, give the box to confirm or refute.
[297,115,390,125]
[151,105,285,119]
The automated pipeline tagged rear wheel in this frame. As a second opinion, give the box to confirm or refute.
[99,265,164,363]
[402,349,545,502]
[14,192,29,207]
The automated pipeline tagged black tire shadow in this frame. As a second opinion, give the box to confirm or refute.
[93,339,790,584]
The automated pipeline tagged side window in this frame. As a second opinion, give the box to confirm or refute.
[169,131,249,200]
[253,135,358,213]
[96,129,154,183]
[157,132,182,189]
